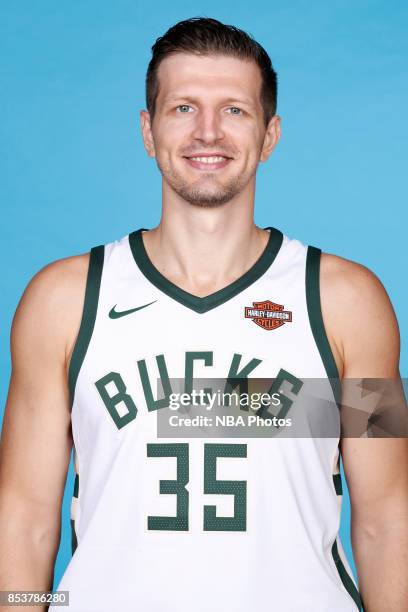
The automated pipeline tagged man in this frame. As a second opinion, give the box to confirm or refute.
[0,16,407,612]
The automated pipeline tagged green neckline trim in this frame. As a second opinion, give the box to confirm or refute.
[128,226,283,314]
[68,245,104,407]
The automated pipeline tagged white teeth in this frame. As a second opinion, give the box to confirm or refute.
[189,156,227,163]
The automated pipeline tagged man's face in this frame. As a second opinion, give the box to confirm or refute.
[141,52,280,207]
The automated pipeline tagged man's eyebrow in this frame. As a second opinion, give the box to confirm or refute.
[162,95,196,104]
[223,97,255,107]
[162,94,255,107]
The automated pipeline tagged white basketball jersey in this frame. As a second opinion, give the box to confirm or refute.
[50,227,364,612]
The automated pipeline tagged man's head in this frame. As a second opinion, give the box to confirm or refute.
[140,17,280,208]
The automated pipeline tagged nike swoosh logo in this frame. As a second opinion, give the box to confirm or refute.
[109,300,157,319]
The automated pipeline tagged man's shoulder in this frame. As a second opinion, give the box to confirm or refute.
[319,252,399,377]
[319,251,391,306]
[11,252,91,366]
[18,252,90,311]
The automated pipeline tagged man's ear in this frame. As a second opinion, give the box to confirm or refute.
[140,110,156,158]
[260,114,281,162]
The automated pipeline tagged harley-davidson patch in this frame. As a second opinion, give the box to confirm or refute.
[244,300,293,331]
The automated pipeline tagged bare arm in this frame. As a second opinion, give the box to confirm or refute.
[321,253,408,612]
[0,254,89,610]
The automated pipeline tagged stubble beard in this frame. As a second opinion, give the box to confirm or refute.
[157,158,251,208]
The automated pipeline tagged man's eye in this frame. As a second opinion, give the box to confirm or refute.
[176,105,192,113]
[227,107,243,115]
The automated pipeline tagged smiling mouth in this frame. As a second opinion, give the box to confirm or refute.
[183,155,232,171]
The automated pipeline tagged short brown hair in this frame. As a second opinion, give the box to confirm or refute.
[145,16,278,127]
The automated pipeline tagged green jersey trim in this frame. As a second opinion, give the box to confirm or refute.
[307,249,363,609]
[70,445,80,557]
[128,226,284,314]
[71,472,79,556]
[333,473,343,496]
[332,539,364,610]
[70,518,78,557]
[68,245,104,408]
[305,246,341,402]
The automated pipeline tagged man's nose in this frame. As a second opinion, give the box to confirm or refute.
[191,109,225,143]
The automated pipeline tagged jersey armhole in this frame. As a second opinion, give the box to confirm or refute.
[68,244,105,408]
[307,246,364,610]
[305,245,341,402]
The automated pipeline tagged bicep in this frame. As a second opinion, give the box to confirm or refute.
[0,263,77,536]
[334,259,408,527]
[0,366,72,529]
[341,437,408,530]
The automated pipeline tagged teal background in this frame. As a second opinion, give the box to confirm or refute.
[1,0,406,591]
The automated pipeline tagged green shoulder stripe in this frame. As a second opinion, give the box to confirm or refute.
[68,245,104,407]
